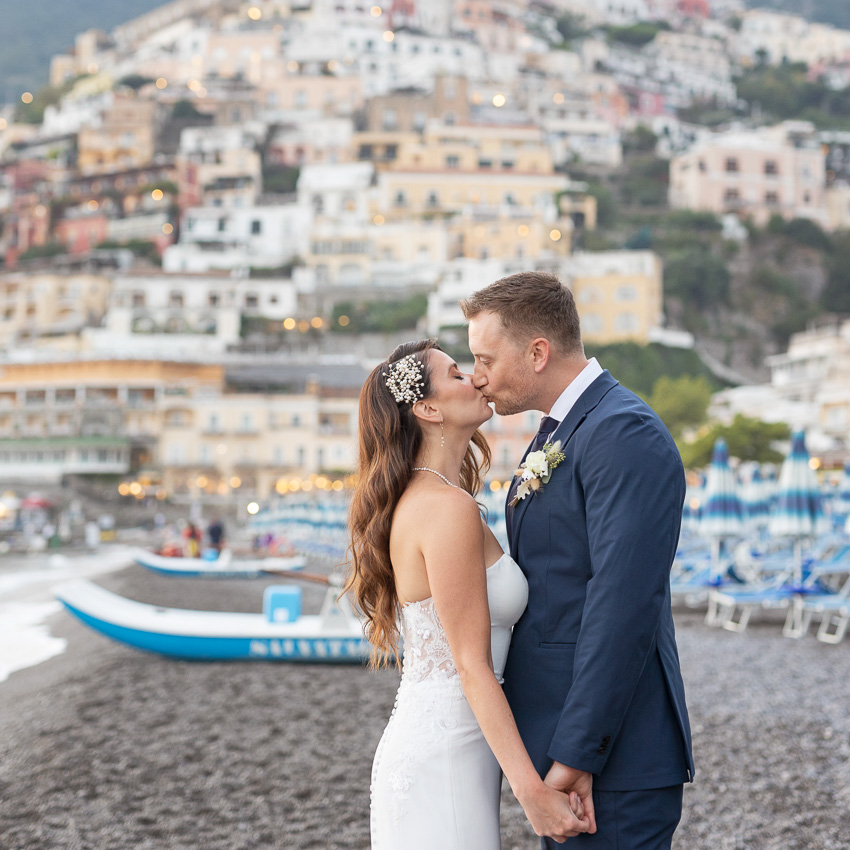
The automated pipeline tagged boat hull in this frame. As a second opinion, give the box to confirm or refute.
[133,550,306,579]
[56,580,369,663]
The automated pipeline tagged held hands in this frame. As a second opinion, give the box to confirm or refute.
[544,762,598,835]
[519,782,591,844]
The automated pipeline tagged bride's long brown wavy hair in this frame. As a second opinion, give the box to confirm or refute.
[345,339,491,667]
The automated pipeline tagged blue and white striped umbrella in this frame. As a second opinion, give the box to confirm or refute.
[768,431,829,540]
[742,466,771,532]
[700,438,745,540]
[837,461,850,518]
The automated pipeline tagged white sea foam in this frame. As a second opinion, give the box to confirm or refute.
[0,545,133,684]
[0,600,67,683]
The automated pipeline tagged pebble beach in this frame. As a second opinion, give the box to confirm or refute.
[1,554,850,850]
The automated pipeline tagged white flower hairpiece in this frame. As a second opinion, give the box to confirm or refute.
[382,353,425,405]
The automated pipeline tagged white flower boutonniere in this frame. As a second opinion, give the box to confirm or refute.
[509,440,565,507]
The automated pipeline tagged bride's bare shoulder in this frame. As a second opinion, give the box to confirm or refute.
[395,483,481,533]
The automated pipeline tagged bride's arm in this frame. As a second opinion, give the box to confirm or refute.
[421,489,590,843]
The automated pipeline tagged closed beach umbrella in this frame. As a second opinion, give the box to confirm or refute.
[743,466,771,533]
[700,438,745,539]
[837,461,850,519]
[769,431,829,580]
[769,431,828,539]
[700,438,745,576]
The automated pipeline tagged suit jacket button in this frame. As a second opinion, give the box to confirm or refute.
[597,735,611,754]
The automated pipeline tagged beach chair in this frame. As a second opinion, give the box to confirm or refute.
[670,564,718,608]
[782,545,850,641]
[706,583,796,632]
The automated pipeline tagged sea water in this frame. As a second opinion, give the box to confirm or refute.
[0,547,133,683]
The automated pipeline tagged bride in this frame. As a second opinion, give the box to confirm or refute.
[345,340,590,848]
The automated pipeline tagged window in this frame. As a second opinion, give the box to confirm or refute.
[383,108,398,130]
[764,160,779,175]
[208,292,220,307]
[169,291,184,308]
[394,190,407,207]
[725,157,739,173]
[478,159,493,169]
[582,313,603,333]
[723,188,740,203]
[245,293,259,309]
[132,291,146,308]
[250,219,262,235]
[413,111,427,131]
[217,218,226,232]
[614,312,639,332]
[615,285,638,301]
[426,191,439,208]
[765,191,780,206]
[446,155,460,168]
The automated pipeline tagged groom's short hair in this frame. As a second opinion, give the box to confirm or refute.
[460,271,583,355]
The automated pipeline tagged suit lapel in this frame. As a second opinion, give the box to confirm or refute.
[509,371,619,560]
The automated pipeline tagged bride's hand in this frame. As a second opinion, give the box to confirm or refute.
[518,783,591,843]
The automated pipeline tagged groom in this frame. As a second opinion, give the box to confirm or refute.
[463,272,694,849]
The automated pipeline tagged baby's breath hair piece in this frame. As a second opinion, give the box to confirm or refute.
[382,353,425,405]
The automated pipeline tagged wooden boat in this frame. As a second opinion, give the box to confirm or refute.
[55,579,369,663]
[133,549,306,578]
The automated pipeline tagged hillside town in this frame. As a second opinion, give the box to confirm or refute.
[0,0,849,509]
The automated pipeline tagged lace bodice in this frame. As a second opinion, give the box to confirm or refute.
[398,554,528,685]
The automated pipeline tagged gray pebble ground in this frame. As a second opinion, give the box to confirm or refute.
[1,564,849,849]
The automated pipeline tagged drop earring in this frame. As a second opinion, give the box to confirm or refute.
[440,418,445,448]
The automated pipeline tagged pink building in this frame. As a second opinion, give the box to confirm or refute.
[669,121,828,227]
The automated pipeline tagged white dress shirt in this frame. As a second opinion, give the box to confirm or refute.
[546,358,604,425]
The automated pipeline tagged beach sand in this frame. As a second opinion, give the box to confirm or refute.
[1,560,849,850]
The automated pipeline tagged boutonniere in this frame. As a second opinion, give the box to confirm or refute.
[508,441,565,507]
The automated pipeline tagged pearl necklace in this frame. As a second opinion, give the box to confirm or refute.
[413,467,461,489]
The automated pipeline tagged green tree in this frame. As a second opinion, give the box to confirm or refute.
[117,74,154,90]
[605,22,668,47]
[621,155,669,207]
[331,294,428,334]
[664,248,731,309]
[171,99,205,120]
[646,375,712,439]
[822,230,850,313]
[679,415,790,468]
[622,125,658,154]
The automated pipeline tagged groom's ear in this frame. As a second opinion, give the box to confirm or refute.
[529,337,551,373]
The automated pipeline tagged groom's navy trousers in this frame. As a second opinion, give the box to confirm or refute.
[502,371,694,850]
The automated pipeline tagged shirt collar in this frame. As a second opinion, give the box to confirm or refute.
[546,358,604,424]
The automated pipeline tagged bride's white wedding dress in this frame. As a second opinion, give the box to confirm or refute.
[370,553,529,849]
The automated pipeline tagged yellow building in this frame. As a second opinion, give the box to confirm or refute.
[77,96,158,175]
[568,251,663,344]
[374,122,568,219]
[0,273,112,350]
[160,384,360,500]
[0,359,222,480]
[448,214,571,260]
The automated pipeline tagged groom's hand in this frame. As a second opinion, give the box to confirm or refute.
[544,762,597,834]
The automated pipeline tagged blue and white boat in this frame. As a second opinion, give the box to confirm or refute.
[55,579,369,663]
[133,549,306,578]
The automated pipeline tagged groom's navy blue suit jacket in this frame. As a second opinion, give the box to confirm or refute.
[502,370,695,791]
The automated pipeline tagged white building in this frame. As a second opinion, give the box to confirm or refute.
[737,10,850,67]
[669,122,828,227]
[297,161,374,223]
[711,318,850,452]
[87,271,299,356]
[163,203,312,274]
